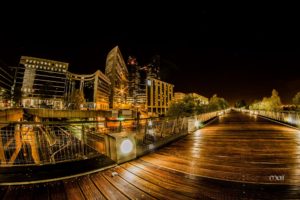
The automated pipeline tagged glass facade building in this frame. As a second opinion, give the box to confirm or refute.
[66,70,111,110]
[15,56,69,109]
[0,61,13,108]
[105,46,129,109]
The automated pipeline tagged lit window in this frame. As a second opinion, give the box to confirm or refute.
[25,64,28,67]
[55,64,58,67]
[47,67,50,70]
[41,61,44,65]
[26,59,28,62]
[33,60,36,64]
[59,64,62,67]
[63,70,66,72]
[29,60,32,63]
[51,68,53,70]
[37,61,39,64]
[48,63,51,66]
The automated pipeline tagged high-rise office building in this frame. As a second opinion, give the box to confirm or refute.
[66,70,111,110]
[146,55,160,79]
[146,77,174,116]
[0,61,14,108]
[15,56,69,109]
[105,46,129,109]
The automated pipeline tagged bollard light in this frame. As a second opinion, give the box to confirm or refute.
[120,139,133,154]
[194,120,201,128]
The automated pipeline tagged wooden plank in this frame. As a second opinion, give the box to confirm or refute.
[32,184,49,200]
[121,162,210,199]
[91,173,128,200]
[102,169,155,200]
[16,186,34,200]
[114,166,193,200]
[78,176,105,200]
[64,179,85,200]
[2,186,19,200]
[48,182,67,200]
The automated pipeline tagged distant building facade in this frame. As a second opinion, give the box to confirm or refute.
[105,46,129,109]
[127,56,148,111]
[146,77,174,116]
[0,61,14,108]
[174,92,209,105]
[66,70,111,110]
[190,93,209,105]
[15,56,68,109]
[174,92,186,102]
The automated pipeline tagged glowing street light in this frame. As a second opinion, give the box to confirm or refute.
[120,139,133,154]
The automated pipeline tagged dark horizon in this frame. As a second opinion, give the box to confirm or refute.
[1,6,300,105]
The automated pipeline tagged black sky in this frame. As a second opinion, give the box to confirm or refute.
[1,5,300,105]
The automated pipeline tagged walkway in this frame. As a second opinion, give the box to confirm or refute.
[1,111,300,199]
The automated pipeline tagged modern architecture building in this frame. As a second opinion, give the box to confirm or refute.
[0,61,14,108]
[66,70,111,110]
[174,92,209,105]
[15,56,69,109]
[146,55,160,79]
[146,77,174,116]
[105,46,129,109]
[190,93,209,105]
[127,56,147,111]
[174,92,186,102]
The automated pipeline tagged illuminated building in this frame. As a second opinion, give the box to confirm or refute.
[105,46,129,109]
[190,93,209,105]
[0,61,13,108]
[15,56,68,109]
[174,92,209,105]
[146,77,174,116]
[66,70,111,110]
[127,56,147,110]
[146,55,160,79]
[174,92,186,102]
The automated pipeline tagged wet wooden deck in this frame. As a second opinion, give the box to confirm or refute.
[1,111,300,199]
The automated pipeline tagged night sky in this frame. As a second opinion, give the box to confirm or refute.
[1,5,300,105]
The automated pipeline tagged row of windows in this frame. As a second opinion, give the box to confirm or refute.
[25,64,67,72]
[25,59,67,68]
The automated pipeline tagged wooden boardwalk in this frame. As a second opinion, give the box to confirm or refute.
[1,111,300,199]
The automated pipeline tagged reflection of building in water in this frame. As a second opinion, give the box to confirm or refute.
[66,70,111,110]
[15,56,69,109]
[0,60,14,108]
[105,46,129,109]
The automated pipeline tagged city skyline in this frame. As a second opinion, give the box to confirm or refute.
[1,7,300,105]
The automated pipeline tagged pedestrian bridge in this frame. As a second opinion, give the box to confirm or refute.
[1,111,300,199]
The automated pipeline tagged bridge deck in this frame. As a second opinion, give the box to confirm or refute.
[1,111,300,199]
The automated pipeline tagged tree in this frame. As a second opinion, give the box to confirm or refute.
[167,95,197,117]
[12,86,22,107]
[208,94,229,111]
[249,89,282,111]
[69,89,85,110]
[292,92,300,105]
[235,100,246,108]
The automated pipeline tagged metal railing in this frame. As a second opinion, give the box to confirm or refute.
[0,109,229,166]
[238,109,300,127]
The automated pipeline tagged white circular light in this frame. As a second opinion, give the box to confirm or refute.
[120,139,133,154]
